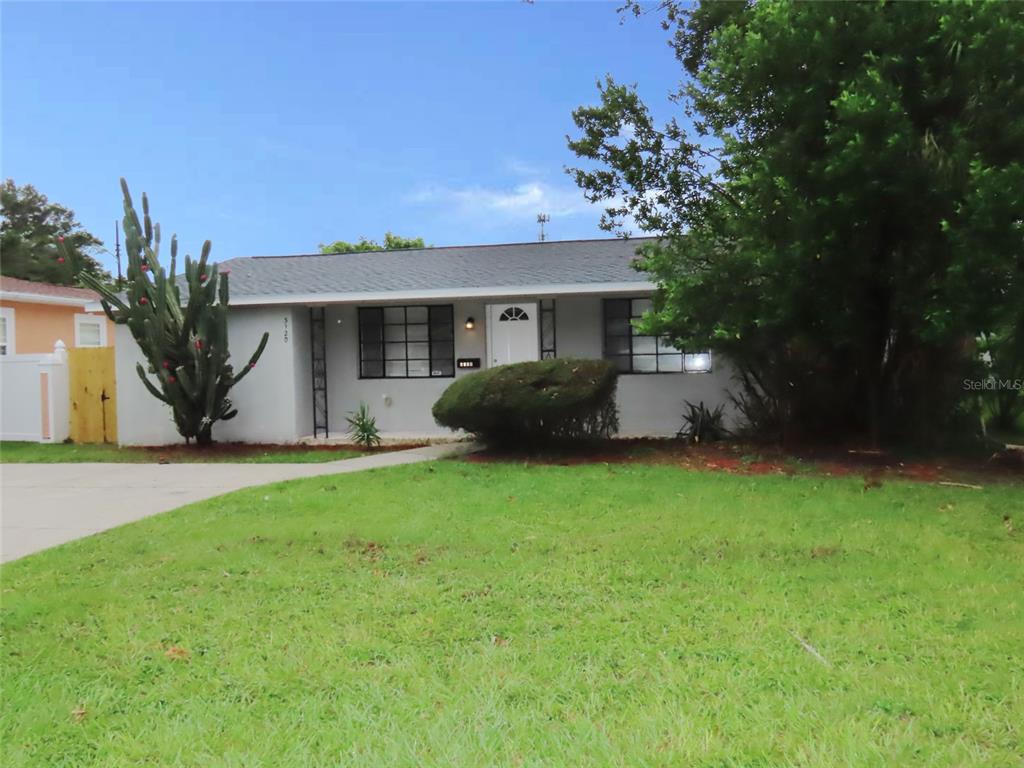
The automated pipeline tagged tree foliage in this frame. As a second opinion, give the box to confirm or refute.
[77,179,268,446]
[319,232,426,254]
[568,1,1024,445]
[978,319,1024,433]
[1,179,110,286]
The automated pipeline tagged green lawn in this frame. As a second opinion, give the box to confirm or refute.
[2,462,1021,766]
[0,441,365,464]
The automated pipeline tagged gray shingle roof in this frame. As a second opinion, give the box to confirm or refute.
[210,237,656,304]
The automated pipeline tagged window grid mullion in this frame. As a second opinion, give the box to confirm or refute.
[426,314,433,370]
[540,299,556,358]
[379,308,387,377]
[402,306,409,378]
[359,304,454,380]
[628,299,636,373]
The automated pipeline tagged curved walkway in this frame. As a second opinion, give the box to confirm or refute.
[0,442,476,563]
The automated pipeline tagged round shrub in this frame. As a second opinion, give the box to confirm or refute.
[432,358,619,446]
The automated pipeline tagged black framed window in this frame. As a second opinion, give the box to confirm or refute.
[603,298,712,374]
[359,305,455,378]
[540,299,556,359]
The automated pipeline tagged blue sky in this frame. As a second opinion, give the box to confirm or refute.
[2,1,681,274]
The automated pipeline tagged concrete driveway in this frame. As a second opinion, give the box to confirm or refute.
[0,443,474,563]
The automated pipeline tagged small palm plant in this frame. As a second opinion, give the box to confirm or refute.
[677,400,730,445]
[345,402,382,449]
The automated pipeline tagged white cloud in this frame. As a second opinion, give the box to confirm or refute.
[407,181,597,220]
[503,157,546,177]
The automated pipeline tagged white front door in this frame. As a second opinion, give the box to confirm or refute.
[487,302,539,367]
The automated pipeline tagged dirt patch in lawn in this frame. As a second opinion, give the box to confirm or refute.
[464,439,1023,486]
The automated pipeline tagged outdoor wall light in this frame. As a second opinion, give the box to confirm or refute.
[683,352,713,373]
[465,316,475,330]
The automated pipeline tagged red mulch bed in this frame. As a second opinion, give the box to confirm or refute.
[464,439,1024,486]
[136,441,427,461]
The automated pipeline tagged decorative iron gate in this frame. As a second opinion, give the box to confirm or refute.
[310,307,329,437]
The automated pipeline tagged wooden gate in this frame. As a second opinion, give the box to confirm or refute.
[68,347,118,443]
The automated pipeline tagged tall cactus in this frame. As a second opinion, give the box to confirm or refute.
[77,179,268,445]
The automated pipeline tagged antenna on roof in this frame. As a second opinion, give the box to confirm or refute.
[537,213,550,242]
[114,221,123,288]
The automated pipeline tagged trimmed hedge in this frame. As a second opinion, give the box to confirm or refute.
[432,358,619,446]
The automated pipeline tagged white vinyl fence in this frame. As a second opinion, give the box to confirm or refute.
[0,341,70,443]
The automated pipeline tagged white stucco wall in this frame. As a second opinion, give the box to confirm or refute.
[115,306,308,446]
[554,296,736,437]
[215,307,303,443]
[316,295,736,439]
[323,300,486,436]
[114,324,179,446]
[291,308,314,440]
[614,367,737,437]
[114,295,737,444]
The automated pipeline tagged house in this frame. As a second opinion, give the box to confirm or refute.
[0,276,113,355]
[1,277,116,444]
[111,238,736,445]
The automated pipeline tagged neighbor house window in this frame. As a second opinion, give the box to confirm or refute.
[74,314,106,348]
[603,298,712,374]
[0,307,14,355]
[359,305,455,378]
[540,298,556,359]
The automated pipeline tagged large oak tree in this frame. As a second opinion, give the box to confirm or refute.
[569,1,1023,445]
[1,180,110,286]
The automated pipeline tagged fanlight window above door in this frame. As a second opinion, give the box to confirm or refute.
[498,306,530,322]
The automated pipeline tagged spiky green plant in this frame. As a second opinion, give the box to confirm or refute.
[345,402,382,449]
[77,179,268,445]
[676,400,730,445]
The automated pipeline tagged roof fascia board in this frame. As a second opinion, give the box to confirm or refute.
[0,291,93,308]
[228,281,658,307]
[84,282,657,313]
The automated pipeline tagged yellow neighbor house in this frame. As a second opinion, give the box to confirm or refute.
[0,276,114,356]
